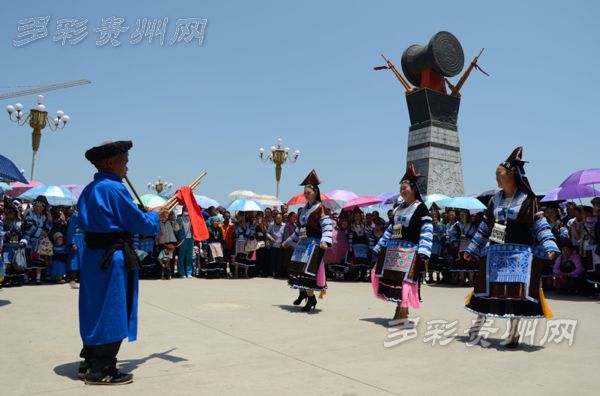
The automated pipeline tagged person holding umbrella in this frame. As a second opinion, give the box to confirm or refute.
[464,147,559,348]
[281,169,333,312]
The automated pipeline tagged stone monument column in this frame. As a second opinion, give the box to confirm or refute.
[405,89,464,196]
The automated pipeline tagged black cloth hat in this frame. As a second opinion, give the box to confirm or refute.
[400,163,424,203]
[300,169,321,186]
[500,146,536,198]
[400,163,422,184]
[85,141,133,164]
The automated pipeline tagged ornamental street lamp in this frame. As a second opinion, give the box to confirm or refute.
[6,95,70,180]
[258,138,300,198]
[147,176,173,196]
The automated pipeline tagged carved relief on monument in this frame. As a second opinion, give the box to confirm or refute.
[428,160,464,197]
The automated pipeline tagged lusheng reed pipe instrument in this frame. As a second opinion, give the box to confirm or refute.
[165,171,208,211]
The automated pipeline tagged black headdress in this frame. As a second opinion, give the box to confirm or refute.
[400,163,424,203]
[300,169,322,202]
[500,147,536,198]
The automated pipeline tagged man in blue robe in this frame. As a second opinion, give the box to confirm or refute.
[78,141,168,385]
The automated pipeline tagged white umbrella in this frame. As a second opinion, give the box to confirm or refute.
[253,194,283,206]
[227,190,256,201]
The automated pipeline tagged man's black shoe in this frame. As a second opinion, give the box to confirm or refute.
[77,361,90,379]
[84,369,133,385]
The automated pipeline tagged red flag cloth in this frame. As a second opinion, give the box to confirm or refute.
[176,186,209,241]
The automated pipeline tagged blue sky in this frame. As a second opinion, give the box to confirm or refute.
[1,0,598,204]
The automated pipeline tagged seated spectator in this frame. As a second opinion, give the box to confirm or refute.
[553,241,585,294]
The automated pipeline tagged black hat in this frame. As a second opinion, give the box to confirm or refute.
[400,163,424,203]
[33,195,49,207]
[85,141,133,164]
[400,163,422,184]
[500,146,528,170]
[500,146,536,198]
[300,169,321,186]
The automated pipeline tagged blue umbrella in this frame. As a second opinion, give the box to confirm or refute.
[227,199,262,212]
[423,194,450,208]
[18,185,77,206]
[438,196,486,210]
[0,154,27,183]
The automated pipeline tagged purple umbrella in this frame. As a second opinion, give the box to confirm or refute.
[541,184,600,202]
[559,168,600,187]
[377,192,400,205]
[326,189,359,202]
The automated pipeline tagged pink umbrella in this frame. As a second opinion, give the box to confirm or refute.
[286,193,340,210]
[342,195,383,211]
[7,180,44,198]
[61,184,85,199]
[326,189,360,202]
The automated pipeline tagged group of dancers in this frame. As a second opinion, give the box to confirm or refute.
[76,141,558,385]
[283,147,559,349]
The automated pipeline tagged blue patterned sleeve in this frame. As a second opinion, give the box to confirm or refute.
[319,215,333,246]
[465,221,492,257]
[418,215,433,257]
[534,211,560,253]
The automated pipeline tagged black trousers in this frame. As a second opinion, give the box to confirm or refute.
[256,248,271,277]
[80,341,122,373]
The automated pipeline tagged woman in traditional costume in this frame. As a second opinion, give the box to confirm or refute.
[450,210,478,286]
[464,147,559,348]
[282,170,333,312]
[347,208,375,281]
[371,164,433,321]
[23,196,53,285]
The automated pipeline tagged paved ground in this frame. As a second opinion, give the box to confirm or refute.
[0,277,597,396]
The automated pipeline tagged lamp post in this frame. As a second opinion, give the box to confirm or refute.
[258,138,300,198]
[147,176,173,196]
[6,95,70,180]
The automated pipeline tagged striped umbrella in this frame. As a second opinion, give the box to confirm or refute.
[18,185,77,206]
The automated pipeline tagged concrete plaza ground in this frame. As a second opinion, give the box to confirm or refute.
[0,277,597,396]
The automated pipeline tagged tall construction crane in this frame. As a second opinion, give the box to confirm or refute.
[0,79,91,100]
